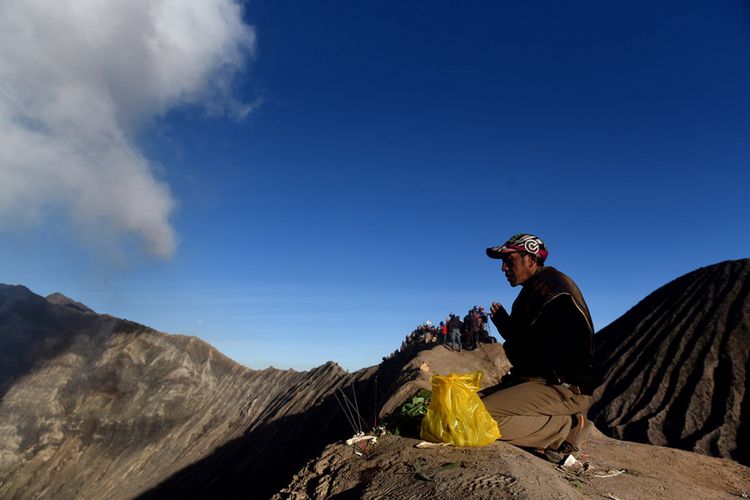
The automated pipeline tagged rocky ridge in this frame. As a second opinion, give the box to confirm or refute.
[275,427,749,499]
[0,285,357,499]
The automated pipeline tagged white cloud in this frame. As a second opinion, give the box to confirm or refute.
[0,0,255,257]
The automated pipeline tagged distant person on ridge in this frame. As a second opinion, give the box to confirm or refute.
[465,309,480,349]
[480,233,600,463]
[446,314,462,352]
[477,306,495,343]
[462,311,473,349]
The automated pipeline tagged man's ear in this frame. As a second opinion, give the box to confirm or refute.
[524,254,538,270]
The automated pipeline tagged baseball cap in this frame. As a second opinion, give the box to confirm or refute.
[486,233,548,263]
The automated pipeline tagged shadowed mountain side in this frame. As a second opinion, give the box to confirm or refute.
[139,343,510,499]
[137,373,374,500]
[0,284,510,499]
[590,259,750,465]
[0,285,353,499]
[0,284,124,401]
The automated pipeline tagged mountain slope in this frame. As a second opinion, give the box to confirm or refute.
[0,285,355,499]
[0,284,508,499]
[590,259,750,464]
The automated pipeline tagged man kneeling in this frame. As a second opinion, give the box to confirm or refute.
[481,233,600,462]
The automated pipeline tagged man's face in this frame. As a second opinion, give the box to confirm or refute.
[501,252,537,286]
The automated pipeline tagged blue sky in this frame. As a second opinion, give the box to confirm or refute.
[1,0,749,371]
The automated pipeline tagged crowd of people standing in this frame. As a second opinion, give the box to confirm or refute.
[444,306,496,352]
[384,306,497,361]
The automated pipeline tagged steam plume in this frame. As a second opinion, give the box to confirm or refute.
[0,0,255,256]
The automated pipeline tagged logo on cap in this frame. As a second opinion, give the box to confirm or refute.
[486,233,548,262]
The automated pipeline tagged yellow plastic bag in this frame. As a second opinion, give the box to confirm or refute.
[420,372,501,446]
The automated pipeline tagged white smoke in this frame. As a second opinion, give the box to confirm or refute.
[0,0,255,257]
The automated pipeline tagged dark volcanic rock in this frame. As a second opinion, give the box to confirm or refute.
[0,284,118,400]
[591,259,750,465]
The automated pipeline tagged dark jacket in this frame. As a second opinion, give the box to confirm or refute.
[491,266,601,394]
[447,316,462,332]
[465,313,480,333]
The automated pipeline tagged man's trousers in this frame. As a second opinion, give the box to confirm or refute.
[481,380,591,450]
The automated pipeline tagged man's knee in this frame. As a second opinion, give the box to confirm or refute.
[482,381,585,418]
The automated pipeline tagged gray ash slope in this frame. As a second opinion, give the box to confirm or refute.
[0,284,378,499]
[590,259,750,465]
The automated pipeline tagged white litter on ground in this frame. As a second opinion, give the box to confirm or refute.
[594,469,626,478]
[415,441,451,448]
[345,435,377,446]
